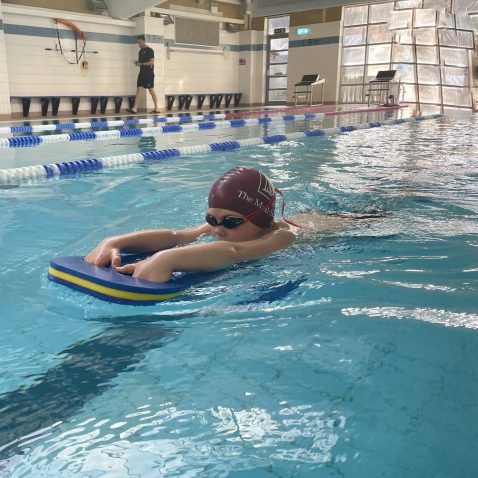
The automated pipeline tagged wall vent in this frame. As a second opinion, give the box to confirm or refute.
[88,0,107,12]
[175,17,220,47]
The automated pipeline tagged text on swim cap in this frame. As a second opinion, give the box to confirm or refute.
[238,189,274,217]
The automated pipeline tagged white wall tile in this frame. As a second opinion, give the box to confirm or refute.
[1,4,344,117]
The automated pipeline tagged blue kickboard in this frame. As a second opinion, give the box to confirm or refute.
[48,253,204,305]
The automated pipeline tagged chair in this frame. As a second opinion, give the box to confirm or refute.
[294,74,325,106]
[367,70,397,105]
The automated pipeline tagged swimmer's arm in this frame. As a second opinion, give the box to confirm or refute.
[176,229,296,270]
[117,224,211,250]
[85,223,211,267]
[116,229,296,282]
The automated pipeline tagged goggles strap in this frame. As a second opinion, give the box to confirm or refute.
[275,188,301,228]
[243,188,301,228]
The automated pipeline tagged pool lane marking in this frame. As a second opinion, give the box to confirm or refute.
[0,114,443,184]
[0,105,400,137]
[0,112,329,148]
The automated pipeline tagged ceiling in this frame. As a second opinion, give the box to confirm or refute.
[250,0,384,17]
[103,0,384,20]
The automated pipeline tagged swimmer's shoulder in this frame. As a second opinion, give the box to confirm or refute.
[273,220,300,235]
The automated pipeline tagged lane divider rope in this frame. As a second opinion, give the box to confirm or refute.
[0,105,399,136]
[0,112,330,149]
[227,105,400,119]
[0,114,442,184]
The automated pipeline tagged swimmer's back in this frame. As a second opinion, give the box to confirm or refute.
[282,210,387,234]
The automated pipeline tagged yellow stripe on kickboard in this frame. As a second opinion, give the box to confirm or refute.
[48,266,183,302]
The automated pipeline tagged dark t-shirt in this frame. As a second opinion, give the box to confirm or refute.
[138,47,154,72]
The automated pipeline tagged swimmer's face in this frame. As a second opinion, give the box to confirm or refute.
[137,38,146,49]
[207,208,266,242]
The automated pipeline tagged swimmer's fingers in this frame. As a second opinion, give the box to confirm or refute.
[110,249,122,268]
[85,249,108,266]
[115,263,136,275]
[85,240,122,266]
[84,250,96,264]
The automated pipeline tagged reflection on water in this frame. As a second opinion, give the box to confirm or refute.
[138,135,157,153]
[0,318,178,461]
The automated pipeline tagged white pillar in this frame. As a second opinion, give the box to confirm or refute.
[238,30,266,106]
[0,0,12,118]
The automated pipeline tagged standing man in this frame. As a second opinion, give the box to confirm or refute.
[127,35,160,114]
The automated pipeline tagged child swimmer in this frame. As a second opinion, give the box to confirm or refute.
[85,167,378,283]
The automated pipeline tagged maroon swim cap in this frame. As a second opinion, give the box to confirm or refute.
[208,167,276,228]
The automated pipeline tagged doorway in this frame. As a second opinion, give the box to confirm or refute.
[266,16,290,105]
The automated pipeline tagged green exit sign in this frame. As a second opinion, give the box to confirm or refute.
[296,27,310,36]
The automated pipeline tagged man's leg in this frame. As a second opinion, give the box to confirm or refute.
[148,88,160,112]
[132,86,144,112]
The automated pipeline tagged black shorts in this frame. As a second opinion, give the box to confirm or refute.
[137,69,154,89]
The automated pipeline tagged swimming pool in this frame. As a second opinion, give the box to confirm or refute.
[1,111,477,477]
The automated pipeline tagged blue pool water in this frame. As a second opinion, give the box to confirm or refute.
[0,113,477,477]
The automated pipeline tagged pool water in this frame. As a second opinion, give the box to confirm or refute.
[0,113,477,477]
[0,108,400,169]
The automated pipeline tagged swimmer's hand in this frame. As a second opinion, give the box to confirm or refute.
[84,226,210,269]
[115,253,172,283]
[84,238,122,268]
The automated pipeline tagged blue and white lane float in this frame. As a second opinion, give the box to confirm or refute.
[0,104,379,135]
[0,114,229,135]
[0,108,327,136]
[0,105,398,136]
[0,115,443,184]
[0,112,327,149]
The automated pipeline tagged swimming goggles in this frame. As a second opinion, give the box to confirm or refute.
[205,214,245,229]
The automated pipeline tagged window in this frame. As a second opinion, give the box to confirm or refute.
[440,48,468,67]
[414,9,437,27]
[344,6,369,26]
[393,63,416,82]
[342,66,365,84]
[339,1,475,109]
[416,46,438,64]
[266,16,290,105]
[442,66,469,86]
[342,46,366,65]
[395,0,421,9]
[270,37,288,51]
[370,2,394,23]
[389,10,413,29]
[442,86,471,106]
[419,85,440,103]
[343,26,367,46]
[368,24,392,44]
[414,28,436,45]
[417,65,441,84]
[368,44,392,64]
[340,85,365,103]
[393,44,414,63]
[439,30,474,49]
[268,15,289,34]
[270,51,288,64]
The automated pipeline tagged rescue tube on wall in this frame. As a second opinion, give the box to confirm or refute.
[54,18,85,40]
